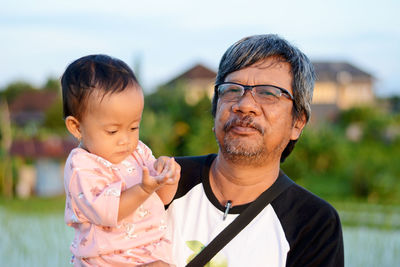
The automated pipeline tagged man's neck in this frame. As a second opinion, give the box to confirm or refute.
[209,153,281,207]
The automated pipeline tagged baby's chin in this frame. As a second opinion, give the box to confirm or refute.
[107,151,132,164]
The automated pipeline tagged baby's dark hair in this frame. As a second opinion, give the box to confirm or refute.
[61,54,139,120]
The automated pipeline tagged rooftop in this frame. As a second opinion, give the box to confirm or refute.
[165,61,374,85]
[10,137,77,159]
[313,61,373,83]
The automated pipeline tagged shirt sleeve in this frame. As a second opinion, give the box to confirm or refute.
[136,141,157,175]
[286,204,344,267]
[67,153,123,227]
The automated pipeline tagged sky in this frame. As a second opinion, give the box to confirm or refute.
[1,0,399,96]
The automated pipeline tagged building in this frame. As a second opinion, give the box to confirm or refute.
[7,89,73,197]
[311,61,375,124]
[9,90,59,126]
[10,137,77,197]
[164,61,375,122]
[164,63,216,105]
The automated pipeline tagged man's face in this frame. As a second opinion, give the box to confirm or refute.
[79,85,144,164]
[214,57,305,166]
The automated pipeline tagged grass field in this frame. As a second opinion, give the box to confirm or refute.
[1,197,399,266]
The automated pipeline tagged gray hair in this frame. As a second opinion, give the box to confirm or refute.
[211,34,316,162]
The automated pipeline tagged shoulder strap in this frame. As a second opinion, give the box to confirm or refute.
[186,172,294,267]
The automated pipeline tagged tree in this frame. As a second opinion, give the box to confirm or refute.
[140,82,217,157]
[0,98,13,197]
[0,81,37,103]
[43,77,61,92]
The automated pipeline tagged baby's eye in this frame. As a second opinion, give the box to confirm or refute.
[130,127,139,131]
[106,130,117,135]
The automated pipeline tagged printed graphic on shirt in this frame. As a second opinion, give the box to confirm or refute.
[186,240,228,267]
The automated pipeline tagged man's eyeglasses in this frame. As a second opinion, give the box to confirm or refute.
[216,82,294,104]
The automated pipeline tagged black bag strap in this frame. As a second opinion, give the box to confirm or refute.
[186,172,294,267]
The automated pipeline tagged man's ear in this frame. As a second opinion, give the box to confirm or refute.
[65,116,82,141]
[290,113,307,140]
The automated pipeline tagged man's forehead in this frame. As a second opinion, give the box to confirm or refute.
[251,56,291,72]
[226,56,293,80]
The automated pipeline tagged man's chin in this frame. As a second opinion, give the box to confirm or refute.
[224,135,264,153]
[221,142,266,166]
[222,150,266,166]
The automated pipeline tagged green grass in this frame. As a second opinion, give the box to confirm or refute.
[331,200,400,230]
[2,195,400,230]
[343,226,400,266]
[0,195,65,214]
[1,207,73,267]
[1,200,400,267]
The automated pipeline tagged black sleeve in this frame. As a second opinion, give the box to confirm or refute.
[287,208,344,267]
[273,185,344,267]
[172,154,216,200]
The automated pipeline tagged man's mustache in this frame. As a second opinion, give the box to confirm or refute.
[223,116,264,134]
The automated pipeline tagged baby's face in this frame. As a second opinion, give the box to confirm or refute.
[79,85,144,164]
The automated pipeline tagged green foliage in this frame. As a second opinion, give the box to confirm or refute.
[338,106,377,126]
[386,96,400,113]
[2,76,400,204]
[142,87,400,203]
[282,127,353,199]
[41,78,65,134]
[141,83,217,157]
[338,106,393,141]
[0,195,66,214]
[42,77,61,92]
[0,80,36,103]
[43,97,66,135]
[283,106,400,204]
[2,77,66,139]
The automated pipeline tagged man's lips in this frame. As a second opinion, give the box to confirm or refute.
[230,125,260,134]
[223,117,264,135]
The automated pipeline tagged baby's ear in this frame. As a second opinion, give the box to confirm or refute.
[65,116,82,141]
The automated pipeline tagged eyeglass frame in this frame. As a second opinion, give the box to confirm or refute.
[215,82,294,104]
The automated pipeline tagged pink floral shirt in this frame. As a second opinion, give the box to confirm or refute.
[64,141,173,266]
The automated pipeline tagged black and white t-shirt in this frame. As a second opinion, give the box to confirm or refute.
[166,154,344,267]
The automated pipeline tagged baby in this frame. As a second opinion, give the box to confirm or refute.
[61,54,179,266]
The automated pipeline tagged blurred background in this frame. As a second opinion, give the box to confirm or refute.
[1,0,399,266]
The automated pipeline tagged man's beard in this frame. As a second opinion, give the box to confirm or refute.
[217,116,267,166]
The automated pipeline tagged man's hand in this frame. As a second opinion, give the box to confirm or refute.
[140,157,180,195]
[153,156,181,205]
[154,156,180,185]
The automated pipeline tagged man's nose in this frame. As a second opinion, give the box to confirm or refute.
[232,90,262,115]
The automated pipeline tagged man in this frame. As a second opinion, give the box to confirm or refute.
[165,34,344,267]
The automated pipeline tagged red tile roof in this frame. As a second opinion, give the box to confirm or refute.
[167,64,216,84]
[313,62,374,83]
[10,137,77,159]
[9,90,58,113]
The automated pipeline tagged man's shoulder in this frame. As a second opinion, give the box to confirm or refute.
[272,179,342,245]
[175,154,216,180]
[274,181,339,219]
[274,179,344,266]
[175,154,216,168]
[173,154,216,200]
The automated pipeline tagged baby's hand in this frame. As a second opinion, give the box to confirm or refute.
[140,157,180,194]
[153,156,180,185]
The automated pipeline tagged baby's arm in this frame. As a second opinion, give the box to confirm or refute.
[153,156,181,205]
[118,166,171,221]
